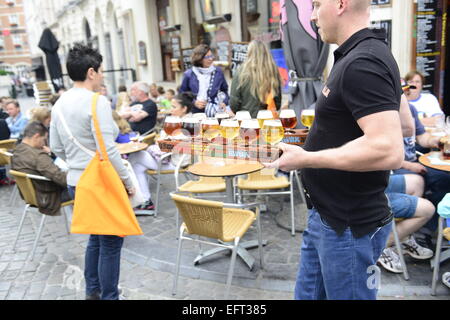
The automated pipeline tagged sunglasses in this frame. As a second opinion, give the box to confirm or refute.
[203,55,214,60]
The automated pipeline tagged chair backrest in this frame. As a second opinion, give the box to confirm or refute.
[9,170,39,207]
[171,193,224,240]
[141,132,156,145]
[0,139,17,151]
[246,168,277,181]
[0,149,11,166]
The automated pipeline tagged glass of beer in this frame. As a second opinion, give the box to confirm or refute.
[202,118,220,141]
[182,117,200,138]
[280,109,298,133]
[300,109,315,129]
[235,111,251,126]
[262,119,285,146]
[257,110,274,129]
[163,116,182,137]
[220,119,240,141]
[215,111,230,125]
[239,119,260,145]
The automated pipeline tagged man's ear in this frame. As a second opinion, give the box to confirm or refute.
[337,0,349,14]
[86,67,96,81]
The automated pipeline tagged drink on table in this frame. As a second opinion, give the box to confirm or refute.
[202,118,220,141]
[220,119,240,141]
[163,116,182,136]
[235,111,251,126]
[239,119,260,145]
[182,117,200,137]
[280,109,298,133]
[300,109,315,129]
[129,131,140,142]
[215,112,230,125]
[262,119,285,145]
[257,110,274,129]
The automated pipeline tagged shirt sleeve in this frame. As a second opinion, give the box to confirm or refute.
[143,100,157,130]
[341,57,400,121]
[49,110,66,161]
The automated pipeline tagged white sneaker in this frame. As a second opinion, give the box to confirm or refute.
[401,235,434,260]
[443,272,450,289]
[377,247,403,274]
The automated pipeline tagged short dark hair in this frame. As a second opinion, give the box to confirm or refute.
[174,91,195,114]
[157,86,165,94]
[66,43,103,82]
[118,85,127,92]
[23,121,48,138]
[191,44,211,67]
[405,70,425,84]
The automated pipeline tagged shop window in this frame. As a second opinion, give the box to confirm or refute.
[157,0,176,82]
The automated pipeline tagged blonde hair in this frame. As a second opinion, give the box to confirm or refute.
[30,107,51,124]
[112,110,132,135]
[237,40,282,103]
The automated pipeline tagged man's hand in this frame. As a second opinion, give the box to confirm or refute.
[403,161,427,175]
[42,146,51,154]
[264,143,308,172]
[195,100,207,109]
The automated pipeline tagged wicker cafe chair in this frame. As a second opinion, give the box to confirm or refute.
[10,170,73,261]
[0,139,18,151]
[236,168,306,236]
[170,192,264,299]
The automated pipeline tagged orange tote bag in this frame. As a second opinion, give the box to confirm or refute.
[266,91,279,119]
[70,93,143,236]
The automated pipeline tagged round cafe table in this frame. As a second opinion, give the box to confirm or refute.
[116,142,148,155]
[188,156,265,270]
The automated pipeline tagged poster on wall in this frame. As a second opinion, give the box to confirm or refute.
[230,42,249,77]
[415,0,446,100]
[181,47,194,71]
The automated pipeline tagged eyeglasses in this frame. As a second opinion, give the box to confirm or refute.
[203,55,214,60]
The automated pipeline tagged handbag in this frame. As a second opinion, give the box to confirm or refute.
[55,93,143,236]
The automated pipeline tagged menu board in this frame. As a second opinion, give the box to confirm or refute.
[230,42,249,77]
[181,47,194,71]
[216,40,230,64]
[371,0,390,5]
[415,0,445,96]
[171,36,181,59]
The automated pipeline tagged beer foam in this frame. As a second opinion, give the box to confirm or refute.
[235,111,251,120]
[183,117,199,124]
[241,119,260,129]
[263,119,282,127]
[280,109,296,118]
[165,116,182,123]
[221,119,239,127]
[301,109,315,116]
[257,110,273,119]
[202,118,219,125]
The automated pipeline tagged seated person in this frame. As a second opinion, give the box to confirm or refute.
[378,174,435,273]
[404,70,444,127]
[11,122,68,216]
[0,118,12,186]
[120,81,157,135]
[114,92,195,211]
[0,118,10,140]
[393,101,450,250]
[5,99,28,139]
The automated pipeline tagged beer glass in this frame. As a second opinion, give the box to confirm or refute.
[220,119,240,141]
[201,118,220,141]
[235,111,251,126]
[280,109,298,133]
[239,119,260,145]
[262,119,285,146]
[163,116,182,136]
[215,111,230,125]
[257,110,274,129]
[182,117,200,138]
[300,109,315,129]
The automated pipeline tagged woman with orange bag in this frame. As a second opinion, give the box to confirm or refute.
[50,44,138,300]
[229,40,283,119]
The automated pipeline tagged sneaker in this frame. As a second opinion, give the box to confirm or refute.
[443,272,450,289]
[377,247,403,273]
[414,232,434,253]
[85,291,101,300]
[402,235,434,260]
[135,200,155,211]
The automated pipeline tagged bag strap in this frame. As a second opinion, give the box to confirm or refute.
[54,104,96,158]
[90,93,109,161]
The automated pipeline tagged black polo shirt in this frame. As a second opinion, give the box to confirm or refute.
[129,99,158,135]
[301,28,402,238]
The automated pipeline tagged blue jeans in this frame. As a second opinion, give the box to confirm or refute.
[68,186,124,300]
[295,209,392,300]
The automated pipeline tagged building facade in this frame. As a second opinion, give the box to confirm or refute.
[0,0,31,76]
[23,0,449,106]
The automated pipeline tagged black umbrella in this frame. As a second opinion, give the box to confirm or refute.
[38,28,64,92]
[280,0,329,128]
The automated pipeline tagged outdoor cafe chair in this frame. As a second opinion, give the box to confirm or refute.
[170,192,264,299]
[10,170,73,261]
[0,142,20,208]
[236,168,306,236]
[391,218,410,280]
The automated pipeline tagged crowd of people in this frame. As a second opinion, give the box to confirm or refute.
[0,0,449,301]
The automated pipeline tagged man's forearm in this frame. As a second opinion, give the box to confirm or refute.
[302,135,404,172]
